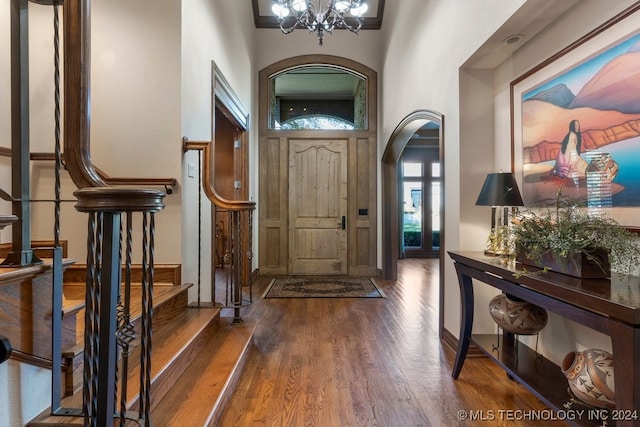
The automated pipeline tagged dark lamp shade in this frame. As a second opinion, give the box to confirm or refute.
[475,172,524,207]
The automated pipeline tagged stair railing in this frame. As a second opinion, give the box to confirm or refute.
[62,1,168,423]
[75,188,165,427]
[4,3,174,426]
[183,138,255,324]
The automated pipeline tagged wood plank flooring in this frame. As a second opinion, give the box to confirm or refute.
[218,258,568,427]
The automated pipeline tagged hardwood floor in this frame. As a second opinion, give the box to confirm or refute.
[218,258,568,427]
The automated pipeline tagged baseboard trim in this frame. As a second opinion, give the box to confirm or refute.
[64,263,182,285]
[441,327,485,359]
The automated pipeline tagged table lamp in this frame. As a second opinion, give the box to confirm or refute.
[475,172,524,255]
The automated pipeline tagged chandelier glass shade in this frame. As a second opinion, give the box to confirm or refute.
[271,0,369,45]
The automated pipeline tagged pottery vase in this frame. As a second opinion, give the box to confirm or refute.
[561,349,615,409]
[488,294,548,335]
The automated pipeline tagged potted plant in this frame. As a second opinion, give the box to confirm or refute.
[509,193,640,278]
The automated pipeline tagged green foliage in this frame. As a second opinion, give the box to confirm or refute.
[404,231,421,247]
[512,194,640,275]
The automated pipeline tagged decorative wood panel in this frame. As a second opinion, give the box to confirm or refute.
[265,228,281,267]
[259,137,288,274]
[348,137,377,276]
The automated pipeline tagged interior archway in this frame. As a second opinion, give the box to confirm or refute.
[381,109,444,329]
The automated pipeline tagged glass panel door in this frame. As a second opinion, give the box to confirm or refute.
[431,161,441,251]
[400,155,440,257]
[403,182,423,247]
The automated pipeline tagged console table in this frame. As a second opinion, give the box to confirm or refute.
[448,251,640,427]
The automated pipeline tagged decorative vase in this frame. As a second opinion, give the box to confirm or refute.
[488,294,548,335]
[516,247,610,279]
[561,349,615,409]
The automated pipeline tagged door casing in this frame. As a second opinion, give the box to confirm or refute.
[258,55,378,276]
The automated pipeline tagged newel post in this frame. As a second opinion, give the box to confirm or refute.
[75,187,164,427]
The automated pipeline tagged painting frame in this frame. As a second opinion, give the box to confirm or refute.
[510,3,640,230]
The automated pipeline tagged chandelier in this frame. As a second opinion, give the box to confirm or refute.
[271,0,369,46]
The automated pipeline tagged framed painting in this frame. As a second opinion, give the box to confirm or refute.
[511,4,640,228]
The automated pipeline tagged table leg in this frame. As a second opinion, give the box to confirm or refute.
[609,321,640,427]
[452,268,474,379]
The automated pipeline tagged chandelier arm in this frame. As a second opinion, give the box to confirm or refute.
[277,15,300,33]
[272,0,367,44]
[337,16,363,33]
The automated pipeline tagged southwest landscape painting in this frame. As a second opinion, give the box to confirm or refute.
[519,31,640,209]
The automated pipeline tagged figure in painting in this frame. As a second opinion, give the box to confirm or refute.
[551,120,588,183]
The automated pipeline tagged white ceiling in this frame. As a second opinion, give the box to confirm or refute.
[462,0,581,69]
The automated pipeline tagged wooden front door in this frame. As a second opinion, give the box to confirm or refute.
[288,140,348,274]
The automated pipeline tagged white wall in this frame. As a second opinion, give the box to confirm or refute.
[380,0,526,341]
[23,0,183,264]
[0,0,13,226]
[181,0,255,303]
[492,0,639,364]
[381,0,638,368]
[253,26,383,75]
[0,360,51,427]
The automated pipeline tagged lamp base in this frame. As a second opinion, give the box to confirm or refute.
[484,248,501,256]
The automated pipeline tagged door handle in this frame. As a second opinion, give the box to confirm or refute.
[341,215,346,230]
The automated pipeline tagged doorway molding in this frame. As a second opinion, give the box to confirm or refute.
[258,55,378,276]
[382,110,445,334]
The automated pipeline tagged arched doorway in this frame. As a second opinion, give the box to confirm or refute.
[381,110,444,330]
[258,55,378,276]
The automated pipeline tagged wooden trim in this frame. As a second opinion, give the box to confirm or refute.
[0,240,68,258]
[259,54,377,133]
[0,259,77,363]
[0,257,75,288]
[381,110,444,281]
[183,140,255,212]
[258,55,378,276]
[6,150,176,193]
[63,0,107,189]
[63,263,182,285]
[213,62,249,130]
[441,327,485,359]
[251,0,385,30]
[381,110,445,337]
[10,349,57,370]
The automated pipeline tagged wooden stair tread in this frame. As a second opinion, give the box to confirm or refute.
[67,283,192,343]
[124,307,222,407]
[28,308,221,426]
[150,318,256,427]
[61,299,84,318]
[63,282,191,306]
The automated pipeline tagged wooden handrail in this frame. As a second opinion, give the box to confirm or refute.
[63,0,106,189]
[183,138,255,211]
[1,148,176,193]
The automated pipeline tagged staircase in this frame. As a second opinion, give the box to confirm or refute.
[26,265,256,427]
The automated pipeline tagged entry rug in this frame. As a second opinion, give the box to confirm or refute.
[264,277,385,298]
